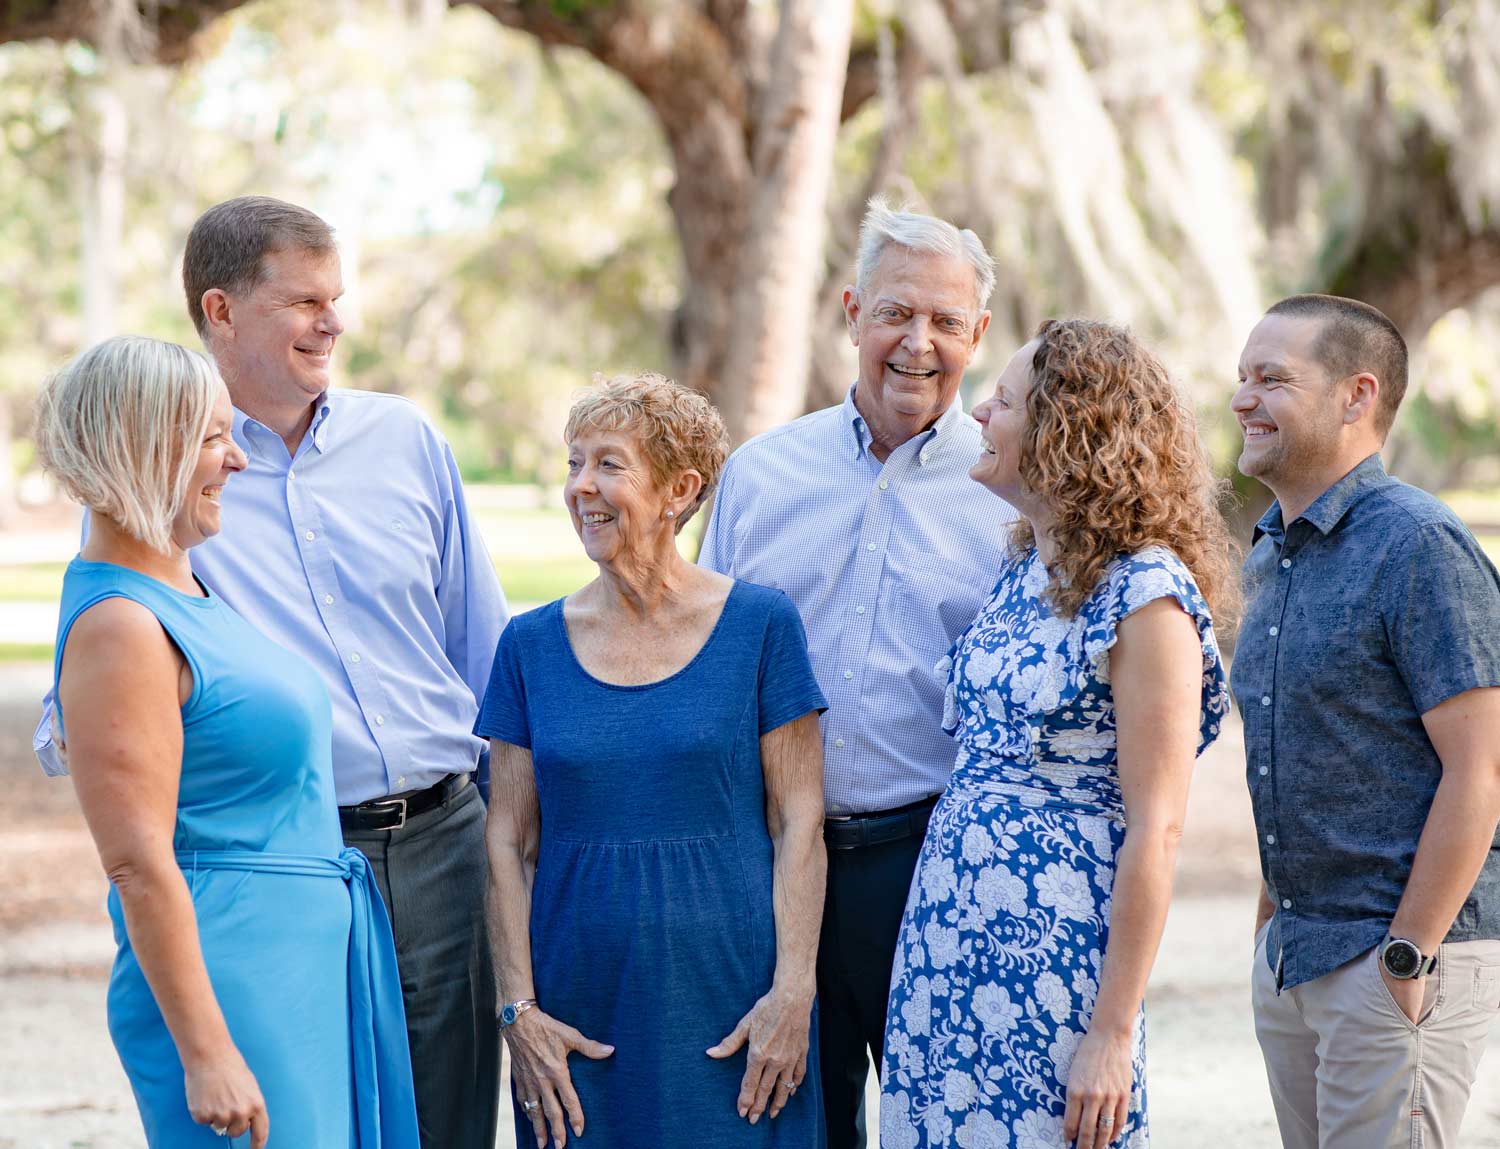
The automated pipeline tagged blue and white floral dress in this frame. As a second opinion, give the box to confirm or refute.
[879,546,1228,1149]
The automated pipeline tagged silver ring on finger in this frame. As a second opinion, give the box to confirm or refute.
[521,1098,540,1114]
[211,1127,228,1138]
[1099,1113,1115,1129]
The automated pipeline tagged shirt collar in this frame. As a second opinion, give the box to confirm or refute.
[1254,451,1386,543]
[841,383,966,465]
[232,394,335,456]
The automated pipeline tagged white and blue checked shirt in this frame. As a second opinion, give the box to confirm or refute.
[700,387,1014,815]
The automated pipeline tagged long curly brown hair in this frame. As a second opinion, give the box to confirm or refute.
[1010,319,1239,628]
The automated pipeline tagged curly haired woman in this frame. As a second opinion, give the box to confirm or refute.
[879,320,1237,1149]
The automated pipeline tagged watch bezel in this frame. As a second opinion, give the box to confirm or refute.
[1380,936,1424,979]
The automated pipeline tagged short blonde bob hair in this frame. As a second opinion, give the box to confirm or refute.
[564,372,729,530]
[35,335,222,555]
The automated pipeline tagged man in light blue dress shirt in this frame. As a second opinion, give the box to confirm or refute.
[700,199,1015,1149]
[37,198,506,1148]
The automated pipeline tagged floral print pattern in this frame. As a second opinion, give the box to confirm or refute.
[880,547,1227,1148]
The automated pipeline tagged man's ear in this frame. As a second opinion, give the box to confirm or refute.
[1342,371,1380,427]
[969,309,992,358]
[201,288,232,339]
[842,285,861,346]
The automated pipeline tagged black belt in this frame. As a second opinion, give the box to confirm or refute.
[339,773,467,832]
[824,794,940,851]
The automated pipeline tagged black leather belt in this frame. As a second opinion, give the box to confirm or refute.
[339,773,467,832]
[824,794,940,851]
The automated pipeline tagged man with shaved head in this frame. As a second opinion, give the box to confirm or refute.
[1232,294,1500,1148]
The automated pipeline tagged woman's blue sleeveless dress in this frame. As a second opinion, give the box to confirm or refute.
[52,558,419,1148]
[476,579,829,1145]
[879,547,1228,1149]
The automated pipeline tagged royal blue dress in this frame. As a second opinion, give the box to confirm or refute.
[475,579,828,1145]
[879,547,1228,1149]
[52,558,418,1148]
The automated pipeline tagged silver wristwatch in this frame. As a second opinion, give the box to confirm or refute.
[498,998,538,1027]
[1379,935,1437,980]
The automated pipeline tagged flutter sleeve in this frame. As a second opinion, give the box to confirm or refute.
[1081,547,1230,754]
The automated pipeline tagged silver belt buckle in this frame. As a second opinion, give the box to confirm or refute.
[372,796,408,830]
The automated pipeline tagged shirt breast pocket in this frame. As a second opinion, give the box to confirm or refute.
[895,569,995,662]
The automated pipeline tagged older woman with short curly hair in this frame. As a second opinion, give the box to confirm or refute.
[478,373,829,1148]
[880,320,1236,1149]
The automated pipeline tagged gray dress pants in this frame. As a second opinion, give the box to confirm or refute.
[343,780,500,1149]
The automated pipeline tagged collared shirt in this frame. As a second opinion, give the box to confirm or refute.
[1232,452,1500,990]
[699,387,1013,815]
[36,390,507,806]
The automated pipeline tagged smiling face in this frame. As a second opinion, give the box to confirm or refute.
[170,383,246,551]
[1232,313,1348,491]
[565,427,683,567]
[844,246,990,451]
[218,246,344,406]
[970,338,1039,510]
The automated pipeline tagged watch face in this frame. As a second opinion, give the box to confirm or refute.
[501,1004,517,1025]
[1384,941,1420,978]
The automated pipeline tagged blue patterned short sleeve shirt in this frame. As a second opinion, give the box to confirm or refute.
[1232,453,1500,990]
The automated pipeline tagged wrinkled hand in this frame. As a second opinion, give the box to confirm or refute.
[706,987,811,1124]
[183,1045,268,1148]
[504,1009,614,1149]
[1062,1028,1132,1149]
[1380,965,1426,1025]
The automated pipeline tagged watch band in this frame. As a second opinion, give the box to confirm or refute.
[498,998,539,1027]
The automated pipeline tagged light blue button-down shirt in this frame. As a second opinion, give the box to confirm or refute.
[36,389,507,806]
[700,387,1014,815]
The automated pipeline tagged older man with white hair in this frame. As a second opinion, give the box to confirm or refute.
[700,198,1014,1149]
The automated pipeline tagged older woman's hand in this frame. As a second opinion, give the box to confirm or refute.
[706,985,813,1123]
[183,1044,268,1148]
[505,1009,614,1149]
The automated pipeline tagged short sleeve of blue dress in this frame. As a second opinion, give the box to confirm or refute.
[472,580,828,1147]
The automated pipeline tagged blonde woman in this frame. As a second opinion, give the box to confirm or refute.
[880,320,1236,1149]
[39,336,417,1148]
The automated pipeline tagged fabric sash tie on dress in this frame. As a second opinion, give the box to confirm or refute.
[175,846,420,1148]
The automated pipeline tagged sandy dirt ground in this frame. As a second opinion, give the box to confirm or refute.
[3,659,1498,1148]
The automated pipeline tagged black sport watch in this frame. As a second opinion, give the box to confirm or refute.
[1379,935,1437,980]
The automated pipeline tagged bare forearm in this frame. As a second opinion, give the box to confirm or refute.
[484,842,537,1004]
[113,860,234,1064]
[769,813,825,999]
[1390,771,1500,952]
[1088,827,1181,1038]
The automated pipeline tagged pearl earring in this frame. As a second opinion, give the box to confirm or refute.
[665,510,676,519]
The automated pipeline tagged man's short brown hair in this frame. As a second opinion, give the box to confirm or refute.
[1266,294,1409,435]
[183,196,336,337]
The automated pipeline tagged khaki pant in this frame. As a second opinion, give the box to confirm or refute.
[1251,927,1500,1148]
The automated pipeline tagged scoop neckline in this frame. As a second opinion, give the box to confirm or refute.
[554,579,742,692]
[69,557,218,608]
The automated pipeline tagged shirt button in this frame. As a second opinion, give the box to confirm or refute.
[350,652,362,664]
[878,479,889,490]
[1266,834,1276,845]
[1260,695,1271,707]
[1282,899,1292,909]
[855,605,866,615]
[866,542,877,552]
[842,669,853,680]
[375,715,385,726]
[1281,558,1292,569]
[304,530,316,542]
[323,594,334,605]
[397,775,406,788]
[287,469,296,480]
[835,738,845,748]
[1269,626,1279,636]
[1258,766,1269,776]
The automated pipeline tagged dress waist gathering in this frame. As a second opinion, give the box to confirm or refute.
[944,751,1126,823]
[172,846,418,1149]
